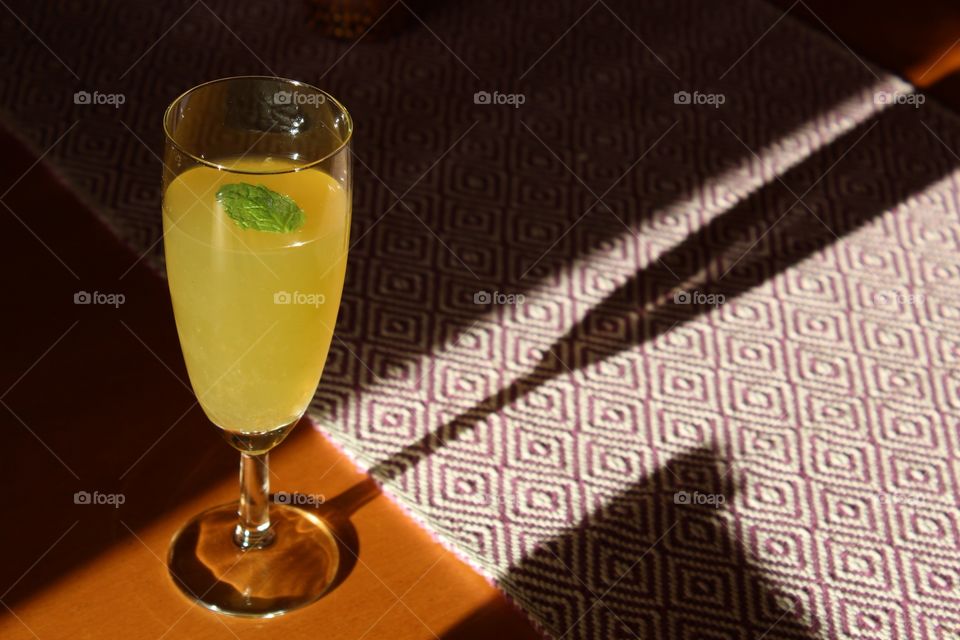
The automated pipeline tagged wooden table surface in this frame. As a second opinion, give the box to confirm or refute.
[0,128,542,639]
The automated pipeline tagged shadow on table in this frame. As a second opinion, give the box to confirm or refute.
[304,476,381,590]
[438,595,550,640]
[487,447,820,639]
[368,95,956,482]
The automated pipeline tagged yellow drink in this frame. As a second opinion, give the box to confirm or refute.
[162,157,349,432]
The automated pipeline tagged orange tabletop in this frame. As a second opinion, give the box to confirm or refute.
[0,127,542,640]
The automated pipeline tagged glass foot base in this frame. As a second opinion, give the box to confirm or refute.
[167,502,340,617]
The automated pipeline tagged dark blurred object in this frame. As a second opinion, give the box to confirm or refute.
[767,0,960,88]
[305,0,429,40]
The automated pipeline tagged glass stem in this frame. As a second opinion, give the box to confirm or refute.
[234,452,275,549]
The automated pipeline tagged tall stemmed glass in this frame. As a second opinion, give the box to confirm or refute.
[161,76,352,617]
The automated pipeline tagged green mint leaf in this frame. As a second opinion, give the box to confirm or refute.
[216,183,305,233]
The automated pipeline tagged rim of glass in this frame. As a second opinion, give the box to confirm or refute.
[162,75,353,176]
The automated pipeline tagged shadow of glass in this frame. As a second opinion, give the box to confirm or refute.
[321,0,888,395]
[159,478,380,614]
[287,476,382,591]
[368,96,957,481]
[498,446,821,638]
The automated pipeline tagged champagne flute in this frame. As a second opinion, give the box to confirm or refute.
[161,76,352,617]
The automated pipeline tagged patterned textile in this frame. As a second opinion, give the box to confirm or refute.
[3,0,960,637]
